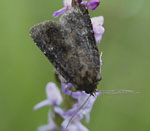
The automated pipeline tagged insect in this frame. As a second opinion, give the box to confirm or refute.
[30,1,101,95]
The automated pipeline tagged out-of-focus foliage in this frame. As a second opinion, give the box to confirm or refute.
[0,0,150,131]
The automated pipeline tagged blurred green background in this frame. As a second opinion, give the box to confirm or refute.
[0,0,150,130]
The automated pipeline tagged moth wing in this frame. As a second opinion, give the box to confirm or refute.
[60,5,101,92]
[30,20,73,82]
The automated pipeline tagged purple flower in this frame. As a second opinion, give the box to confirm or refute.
[91,16,105,43]
[57,83,101,128]
[53,0,100,18]
[81,0,100,10]
[34,82,101,130]
[63,119,89,131]
[38,111,57,131]
[52,0,104,43]
[61,83,73,95]
[54,106,89,131]
[52,0,71,18]
[33,82,63,110]
[61,83,101,121]
[69,91,101,123]
[52,7,67,18]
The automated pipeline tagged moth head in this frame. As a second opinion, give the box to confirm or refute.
[75,73,102,95]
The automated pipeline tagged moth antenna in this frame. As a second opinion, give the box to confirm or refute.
[99,89,139,95]
[65,94,91,129]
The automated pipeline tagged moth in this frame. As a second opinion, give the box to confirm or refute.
[30,2,101,95]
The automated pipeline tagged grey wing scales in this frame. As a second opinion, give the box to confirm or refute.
[30,20,73,82]
[60,5,101,93]
[30,4,101,94]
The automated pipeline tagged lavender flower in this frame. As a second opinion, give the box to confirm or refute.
[91,16,105,43]
[34,82,62,110]
[54,106,89,131]
[81,0,100,10]
[62,118,89,131]
[38,111,57,131]
[53,0,100,18]
[34,82,101,131]
[52,0,104,43]
[61,83,101,123]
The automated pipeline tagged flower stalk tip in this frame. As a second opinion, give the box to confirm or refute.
[35,82,102,130]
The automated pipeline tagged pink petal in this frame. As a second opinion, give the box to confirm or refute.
[46,82,63,105]
[87,0,100,10]
[33,100,51,110]
[91,16,104,26]
[63,0,72,7]
[81,1,88,5]
[53,7,67,18]
[38,111,57,131]
[91,16,105,43]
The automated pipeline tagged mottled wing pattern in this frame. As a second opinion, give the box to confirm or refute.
[30,21,73,82]
[30,5,101,94]
[60,5,101,93]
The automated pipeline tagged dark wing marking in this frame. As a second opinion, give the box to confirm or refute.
[60,5,101,92]
[30,5,101,94]
[30,21,73,82]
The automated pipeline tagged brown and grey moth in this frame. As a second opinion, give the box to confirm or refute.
[30,2,101,95]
